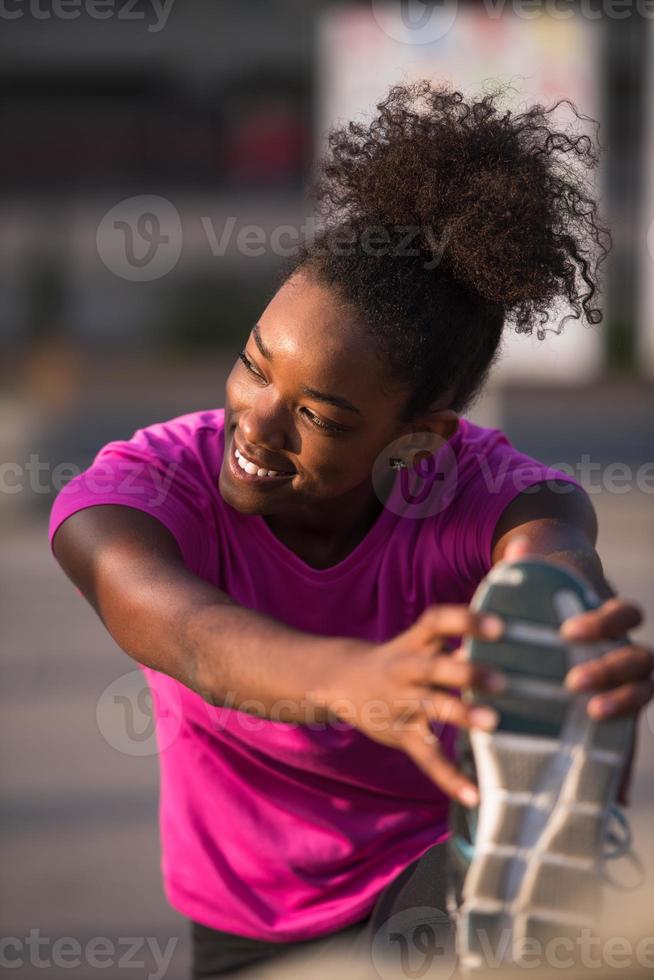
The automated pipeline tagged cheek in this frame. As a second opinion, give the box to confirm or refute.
[225,368,245,408]
[301,439,372,490]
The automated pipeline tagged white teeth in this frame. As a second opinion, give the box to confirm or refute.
[235,445,288,478]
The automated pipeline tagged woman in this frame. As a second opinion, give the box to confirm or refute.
[50,82,653,977]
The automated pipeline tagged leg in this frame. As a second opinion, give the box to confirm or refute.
[190,916,370,979]
[190,841,454,978]
[190,921,282,978]
[350,840,457,977]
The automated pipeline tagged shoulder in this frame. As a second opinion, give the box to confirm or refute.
[100,407,225,460]
[451,419,597,561]
[450,418,578,496]
[428,418,586,585]
[92,407,226,483]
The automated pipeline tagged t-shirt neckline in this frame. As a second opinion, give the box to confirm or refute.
[246,489,399,582]
[219,413,466,583]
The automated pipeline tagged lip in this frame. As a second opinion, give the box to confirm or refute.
[228,434,296,486]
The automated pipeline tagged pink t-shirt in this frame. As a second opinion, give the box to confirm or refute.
[48,407,580,942]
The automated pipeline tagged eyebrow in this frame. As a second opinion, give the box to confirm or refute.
[251,323,363,417]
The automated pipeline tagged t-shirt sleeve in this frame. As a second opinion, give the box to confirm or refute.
[48,417,212,578]
[437,425,584,589]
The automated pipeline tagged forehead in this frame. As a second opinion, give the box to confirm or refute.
[256,272,390,392]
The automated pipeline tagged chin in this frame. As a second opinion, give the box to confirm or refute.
[218,467,268,515]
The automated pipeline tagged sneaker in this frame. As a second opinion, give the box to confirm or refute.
[447,557,636,974]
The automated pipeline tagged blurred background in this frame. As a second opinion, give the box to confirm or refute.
[1,2,652,978]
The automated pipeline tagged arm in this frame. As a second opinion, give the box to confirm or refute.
[52,505,358,723]
[491,481,654,802]
[52,504,508,804]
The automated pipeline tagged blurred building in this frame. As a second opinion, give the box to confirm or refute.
[0,2,651,367]
[0,0,651,526]
[0,0,314,358]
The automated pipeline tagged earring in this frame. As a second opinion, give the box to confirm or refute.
[389,457,407,470]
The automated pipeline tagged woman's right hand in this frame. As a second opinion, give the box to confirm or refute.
[311,606,507,807]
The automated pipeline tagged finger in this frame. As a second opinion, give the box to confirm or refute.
[426,656,507,694]
[587,677,654,720]
[405,725,480,807]
[566,644,654,693]
[412,604,504,646]
[560,597,643,641]
[421,690,500,734]
[502,535,533,562]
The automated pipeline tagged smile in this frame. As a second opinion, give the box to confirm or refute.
[228,439,295,484]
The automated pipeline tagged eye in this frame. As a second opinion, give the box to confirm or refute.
[238,349,264,381]
[300,407,348,435]
[238,349,348,435]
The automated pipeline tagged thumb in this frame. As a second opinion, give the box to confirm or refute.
[502,535,533,563]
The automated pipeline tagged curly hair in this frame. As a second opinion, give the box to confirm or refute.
[280,80,611,422]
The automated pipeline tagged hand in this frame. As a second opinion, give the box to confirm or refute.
[561,600,654,720]
[316,606,507,808]
[502,537,654,722]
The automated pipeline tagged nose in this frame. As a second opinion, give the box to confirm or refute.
[240,403,287,452]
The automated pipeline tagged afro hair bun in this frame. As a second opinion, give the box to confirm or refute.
[311,79,611,337]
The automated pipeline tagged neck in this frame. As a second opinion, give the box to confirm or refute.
[263,470,395,553]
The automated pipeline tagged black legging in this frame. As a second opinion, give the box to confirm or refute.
[191,840,455,978]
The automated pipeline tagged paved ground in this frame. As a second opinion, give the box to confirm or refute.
[1,368,653,980]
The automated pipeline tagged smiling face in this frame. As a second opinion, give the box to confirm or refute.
[219,268,457,532]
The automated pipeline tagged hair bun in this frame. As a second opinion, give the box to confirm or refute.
[312,79,610,335]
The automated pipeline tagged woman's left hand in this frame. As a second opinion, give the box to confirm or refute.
[501,536,654,805]
[561,597,654,720]
[502,537,654,720]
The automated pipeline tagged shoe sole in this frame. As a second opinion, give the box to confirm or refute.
[455,558,635,973]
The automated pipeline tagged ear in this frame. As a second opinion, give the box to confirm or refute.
[429,408,459,442]
[405,408,459,442]
[396,408,459,457]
